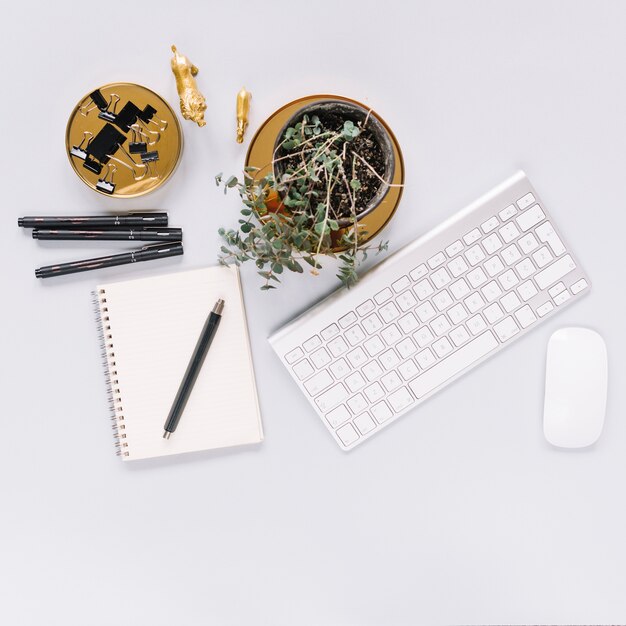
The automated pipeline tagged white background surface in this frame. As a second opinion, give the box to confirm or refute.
[1,1,624,624]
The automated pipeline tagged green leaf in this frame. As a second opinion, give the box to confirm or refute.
[241,222,253,233]
[350,178,361,191]
[215,172,223,185]
[272,262,283,274]
[225,175,239,188]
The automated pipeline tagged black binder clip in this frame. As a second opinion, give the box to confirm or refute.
[96,164,117,194]
[97,93,120,123]
[113,101,142,132]
[79,89,109,116]
[86,123,127,164]
[137,104,168,132]
[83,156,103,175]
[128,126,149,153]
[69,131,93,160]
[140,151,159,178]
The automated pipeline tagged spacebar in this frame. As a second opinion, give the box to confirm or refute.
[409,331,499,398]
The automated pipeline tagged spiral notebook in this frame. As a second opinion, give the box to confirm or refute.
[94,266,263,461]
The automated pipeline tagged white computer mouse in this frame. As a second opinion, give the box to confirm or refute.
[543,327,608,448]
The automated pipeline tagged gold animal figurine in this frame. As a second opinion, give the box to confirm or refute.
[170,45,207,127]
[236,87,252,143]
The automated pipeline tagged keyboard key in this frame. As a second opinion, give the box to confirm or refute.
[345,324,366,346]
[433,337,453,358]
[498,269,519,290]
[381,324,402,345]
[348,393,367,414]
[493,316,520,342]
[345,371,366,392]
[501,291,521,313]
[396,290,418,312]
[428,251,446,269]
[381,370,402,392]
[364,335,385,356]
[535,255,576,290]
[336,422,359,446]
[356,299,375,316]
[362,360,383,381]
[293,359,314,380]
[554,290,572,305]
[304,370,333,395]
[446,240,464,257]
[392,275,411,293]
[467,314,487,336]
[499,204,517,220]
[450,278,471,299]
[354,412,377,435]
[532,246,553,268]
[431,267,452,289]
[570,278,588,294]
[347,346,368,367]
[467,267,488,288]
[362,312,383,334]
[327,336,349,357]
[447,256,469,278]
[374,288,393,305]
[338,311,357,328]
[482,232,503,255]
[517,192,536,210]
[285,347,304,364]
[396,337,417,358]
[448,303,469,324]
[463,228,481,245]
[430,315,451,336]
[326,405,351,428]
[379,301,400,323]
[330,358,351,379]
[536,301,554,317]
[517,280,538,301]
[501,243,522,266]
[464,292,485,314]
[548,282,566,298]
[515,258,536,280]
[484,302,504,324]
[303,335,321,352]
[371,400,393,423]
[450,325,470,347]
[416,301,437,322]
[433,290,453,312]
[310,347,332,368]
[465,244,485,266]
[388,387,415,413]
[409,331,498,398]
[484,256,504,277]
[481,216,499,233]
[516,204,545,231]
[321,324,340,340]
[499,222,520,244]
[414,278,435,300]
[416,348,437,369]
[398,358,419,380]
[379,348,400,370]
[364,382,385,403]
[315,383,349,412]
[535,221,566,256]
[409,264,428,281]
[514,305,537,328]
[481,281,502,302]
[398,312,420,334]
[518,233,539,254]
[413,326,435,348]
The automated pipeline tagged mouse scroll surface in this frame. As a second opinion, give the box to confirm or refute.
[543,328,608,448]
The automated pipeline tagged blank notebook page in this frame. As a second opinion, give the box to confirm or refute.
[96,266,263,461]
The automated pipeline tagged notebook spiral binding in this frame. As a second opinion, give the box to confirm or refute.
[93,289,129,457]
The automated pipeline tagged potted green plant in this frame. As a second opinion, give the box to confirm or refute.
[216,99,400,290]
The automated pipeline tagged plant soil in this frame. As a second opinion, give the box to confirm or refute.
[278,110,387,221]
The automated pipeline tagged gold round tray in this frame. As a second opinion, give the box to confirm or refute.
[65,82,183,198]
[245,94,404,251]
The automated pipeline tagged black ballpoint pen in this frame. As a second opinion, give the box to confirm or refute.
[18,212,168,228]
[34,242,183,278]
[163,299,225,439]
[32,227,182,242]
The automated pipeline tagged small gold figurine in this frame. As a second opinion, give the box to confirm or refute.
[236,87,252,143]
[170,45,207,127]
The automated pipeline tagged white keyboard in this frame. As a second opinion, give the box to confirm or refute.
[269,172,590,450]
